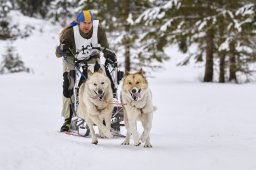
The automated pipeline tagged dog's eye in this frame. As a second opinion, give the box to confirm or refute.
[93,83,97,86]
[136,81,140,84]
[128,82,132,85]
[101,82,104,85]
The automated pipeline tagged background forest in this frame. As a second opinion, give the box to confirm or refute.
[1,0,256,83]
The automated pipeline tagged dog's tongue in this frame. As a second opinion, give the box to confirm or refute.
[92,93,104,100]
[132,93,140,101]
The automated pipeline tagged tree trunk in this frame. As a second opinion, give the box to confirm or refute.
[203,28,214,82]
[124,1,130,75]
[219,52,226,83]
[218,3,225,83]
[229,40,237,82]
[124,41,130,75]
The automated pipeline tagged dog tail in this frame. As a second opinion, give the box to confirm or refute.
[153,106,157,112]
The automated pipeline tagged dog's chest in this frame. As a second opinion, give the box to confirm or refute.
[94,102,107,111]
[130,97,147,109]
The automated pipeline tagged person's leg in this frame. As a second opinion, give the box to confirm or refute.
[60,57,75,132]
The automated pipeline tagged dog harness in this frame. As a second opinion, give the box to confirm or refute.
[73,20,99,60]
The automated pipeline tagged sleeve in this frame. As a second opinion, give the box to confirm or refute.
[98,26,109,49]
[55,28,76,58]
[55,46,62,58]
[97,25,117,63]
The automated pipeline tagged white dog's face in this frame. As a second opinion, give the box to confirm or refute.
[87,70,110,100]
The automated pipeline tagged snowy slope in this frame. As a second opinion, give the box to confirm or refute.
[0,13,256,170]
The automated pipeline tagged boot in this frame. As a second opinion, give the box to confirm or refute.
[60,118,71,132]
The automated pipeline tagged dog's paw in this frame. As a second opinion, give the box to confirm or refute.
[105,131,113,138]
[100,135,106,138]
[100,129,113,138]
[134,142,141,146]
[99,132,106,138]
[92,139,98,145]
[144,142,152,148]
[121,141,130,145]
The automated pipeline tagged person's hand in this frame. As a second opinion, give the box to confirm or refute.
[105,50,117,63]
[90,49,100,58]
[60,44,69,52]
[59,39,72,52]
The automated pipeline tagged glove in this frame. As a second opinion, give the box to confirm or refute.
[89,49,100,58]
[117,70,124,82]
[59,39,72,52]
[60,44,69,52]
[105,51,117,64]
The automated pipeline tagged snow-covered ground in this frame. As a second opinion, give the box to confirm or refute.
[0,13,256,170]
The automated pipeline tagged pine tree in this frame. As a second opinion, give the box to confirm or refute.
[16,0,52,18]
[216,1,256,82]
[137,0,256,83]
[135,0,179,73]
[0,44,29,74]
[113,0,152,74]
[48,0,80,26]
[0,0,12,40]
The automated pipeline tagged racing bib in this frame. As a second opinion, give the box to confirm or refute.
[73,20,99,60]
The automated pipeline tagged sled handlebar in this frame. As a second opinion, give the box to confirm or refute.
[75,46,117,67]
[82,46,115,56]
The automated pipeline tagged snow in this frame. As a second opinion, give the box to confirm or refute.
[219,37,254,58]
[196,20,207,31]
[236,43,253,53]
[163,0,181,9]
[160,19,173,32]
[127,13,134,25]
[218,38,230,51]
[235,4,254,16]
[1,12,256,170]
[135,0,180,24]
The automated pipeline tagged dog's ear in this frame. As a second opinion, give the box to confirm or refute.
[98,68,104,74]
[139,68,145,75]
[88,69,93,77]
[123,71,130,81]
[124,71,130,77]
[138,68,147,82]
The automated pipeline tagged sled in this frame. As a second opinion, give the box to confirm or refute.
[63,46,125,137]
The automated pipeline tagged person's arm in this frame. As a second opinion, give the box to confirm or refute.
[55,45,62,58]
[98,25,117,63]
[55,28,76,58]
[98,26,109,49]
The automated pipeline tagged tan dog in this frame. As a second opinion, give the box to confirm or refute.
[77,69,113,144]
[121,70,155,148]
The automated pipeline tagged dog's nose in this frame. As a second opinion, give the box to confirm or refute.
[98,89,103,94]
[131,89,137,93]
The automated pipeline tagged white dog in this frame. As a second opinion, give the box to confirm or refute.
[121,70,155,148]
[77,69,113,144]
